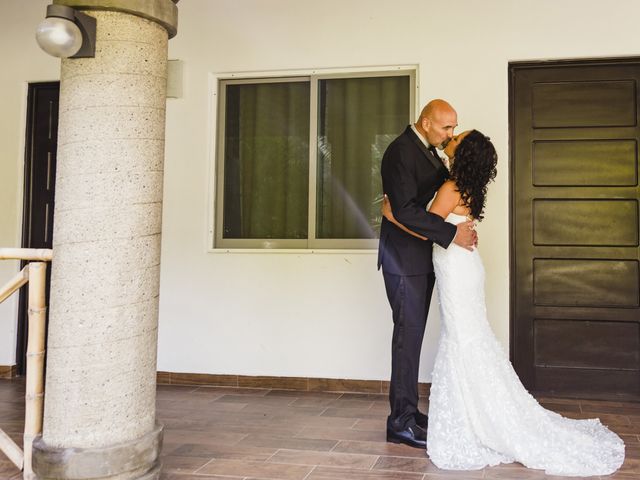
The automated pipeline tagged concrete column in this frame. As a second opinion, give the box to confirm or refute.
[32,2,177,479]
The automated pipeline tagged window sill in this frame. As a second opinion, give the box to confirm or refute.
[206,248,378,255]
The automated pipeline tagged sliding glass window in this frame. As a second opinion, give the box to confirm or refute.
[215,70,414,249]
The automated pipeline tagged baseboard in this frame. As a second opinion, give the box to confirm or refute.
[0,365,17,378]
[157,371,431,396]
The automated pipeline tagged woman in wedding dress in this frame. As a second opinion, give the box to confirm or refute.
[382,130,625,477]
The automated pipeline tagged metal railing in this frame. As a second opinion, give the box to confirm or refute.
[0,248,52,479]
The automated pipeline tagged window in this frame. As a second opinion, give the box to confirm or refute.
[215,69,414,249]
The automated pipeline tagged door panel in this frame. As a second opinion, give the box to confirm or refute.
[533,139,637,186]
[532,80,636,128]
[510,59,640,399]
[533,199,638,245]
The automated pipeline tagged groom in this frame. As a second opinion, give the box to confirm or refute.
[378,99,476,448]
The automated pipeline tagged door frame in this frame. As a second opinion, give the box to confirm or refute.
[16,81,60,375]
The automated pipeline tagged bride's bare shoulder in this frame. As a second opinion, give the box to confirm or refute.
[436,180,461,200]
[430,181,461,218]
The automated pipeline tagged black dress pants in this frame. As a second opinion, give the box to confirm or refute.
[383,270,436,431]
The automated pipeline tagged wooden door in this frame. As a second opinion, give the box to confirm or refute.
[510,59,640,399]
[16,82,59,375]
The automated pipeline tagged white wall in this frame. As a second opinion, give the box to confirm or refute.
[0,0,59,365]
[1,0,639,382]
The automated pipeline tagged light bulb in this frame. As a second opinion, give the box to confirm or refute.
[36,16,82,58]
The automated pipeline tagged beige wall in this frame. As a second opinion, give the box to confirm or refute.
[1,0,638,381]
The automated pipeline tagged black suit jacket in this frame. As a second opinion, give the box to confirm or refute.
[377,126,457,275]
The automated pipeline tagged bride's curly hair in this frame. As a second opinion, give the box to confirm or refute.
[450,130,497,221]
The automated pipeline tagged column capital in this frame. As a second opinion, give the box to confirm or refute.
[53,0,178,38]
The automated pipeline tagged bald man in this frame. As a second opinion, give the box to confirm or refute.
[378,99,476,448]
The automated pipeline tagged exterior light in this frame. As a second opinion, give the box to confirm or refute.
[36,4,96,58]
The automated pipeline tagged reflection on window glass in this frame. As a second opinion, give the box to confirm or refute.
[316,76,410,239]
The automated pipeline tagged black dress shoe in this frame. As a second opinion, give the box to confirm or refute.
[386,424,426,448]
[415,411,429,429]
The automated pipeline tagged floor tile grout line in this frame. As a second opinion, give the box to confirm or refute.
[301,464,317,480]
[264,448,282,463]
[192,456,217,475]
[369,454,381,471]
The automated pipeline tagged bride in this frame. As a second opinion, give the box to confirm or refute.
[382,129,625,477]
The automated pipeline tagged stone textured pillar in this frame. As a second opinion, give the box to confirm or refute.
[32,4,175,479]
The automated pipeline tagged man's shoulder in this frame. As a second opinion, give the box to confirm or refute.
[384,128,417,156]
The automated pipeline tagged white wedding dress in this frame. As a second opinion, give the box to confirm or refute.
[427,212,625,477]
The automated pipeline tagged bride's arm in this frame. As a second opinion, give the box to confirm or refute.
[381,180,462,241]
[382,195,428,240]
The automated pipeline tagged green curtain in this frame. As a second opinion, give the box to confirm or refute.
[316,76,410,239]
[223,81,310,239]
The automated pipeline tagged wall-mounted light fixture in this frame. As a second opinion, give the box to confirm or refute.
[36,4,96,58]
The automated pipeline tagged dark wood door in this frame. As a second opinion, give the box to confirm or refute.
[16,82,59,375]
[510,59,640,399]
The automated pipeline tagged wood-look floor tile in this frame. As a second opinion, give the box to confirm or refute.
[168,443,277,462]
[576,411,631,424]
[338,392,387,401]
[482,464,591,479]
[601,472,640,479]
[160,454,213,473]
[320,407,384,420]
[239,403,328,417]
[620,434,640,446]
[332,439,426,458]
[0,460,21,478]
[236,433,337,452]
[326,398,376,409]
[351,418,387,431]
[368,402,394,414]
[214,394,298,406]
[267,449,378,469]
[609,423,640,436]
[163,429,247,448]
[374,455,484,478]
[266,389,340,399]
[305,465,424,480]
[2,379,639,480]
[538,401,582,413]
[268,414,358,429]
[288,396,341,408]
[197,458,313,479]
[295,426,385,443]
[161,474,239,480]
[581,402,640,417]
[206,422,306,438]
[372,455,431,473]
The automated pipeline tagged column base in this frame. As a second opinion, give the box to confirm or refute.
[32,424,163,480]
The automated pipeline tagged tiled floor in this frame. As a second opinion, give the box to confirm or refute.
[0,379,638,479]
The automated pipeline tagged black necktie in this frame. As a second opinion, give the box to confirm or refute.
[428,145,439,159]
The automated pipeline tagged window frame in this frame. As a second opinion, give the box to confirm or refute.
[209,66,417,252]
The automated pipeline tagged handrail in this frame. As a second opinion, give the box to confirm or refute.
[0,248,52,479]
[0,248,52,261]
[0,267,29,304]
